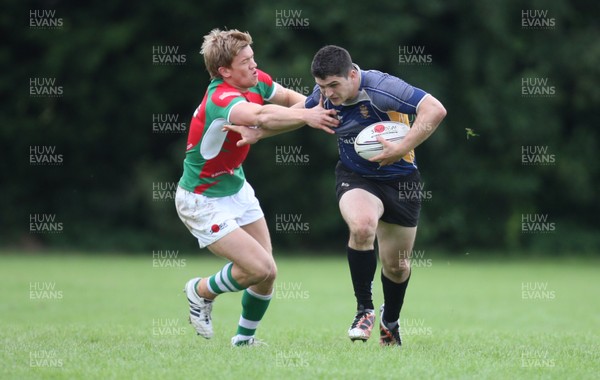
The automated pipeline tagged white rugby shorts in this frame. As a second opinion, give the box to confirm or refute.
[175,181,264,248]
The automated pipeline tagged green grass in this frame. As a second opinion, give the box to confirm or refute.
[1,253,599,380]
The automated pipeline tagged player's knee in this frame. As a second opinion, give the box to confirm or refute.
[263,260,277,284]
[384,258,411,279]
[251,258,277,285]
[349,218,377,245]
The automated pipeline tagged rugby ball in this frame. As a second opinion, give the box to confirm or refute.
[354,121,410,160]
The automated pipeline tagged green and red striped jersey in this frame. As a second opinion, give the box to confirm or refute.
[178,70,277,197]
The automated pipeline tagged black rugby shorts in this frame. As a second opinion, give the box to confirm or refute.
[335,162,421,227]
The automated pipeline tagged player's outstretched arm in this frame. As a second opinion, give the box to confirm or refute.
[223,96,320,147]
[229,100,338,133]
[370,95,447,166]
[224,89,339,147]
[225,86,313,143]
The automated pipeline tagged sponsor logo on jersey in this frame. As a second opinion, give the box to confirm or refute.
[340,136,356,145]
[219,91,242,100]
[211,169,235,178]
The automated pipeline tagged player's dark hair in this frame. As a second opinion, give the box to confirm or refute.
[311,45,354,80]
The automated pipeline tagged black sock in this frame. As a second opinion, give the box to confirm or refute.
[381,270,411,324]
[347,247,376,310]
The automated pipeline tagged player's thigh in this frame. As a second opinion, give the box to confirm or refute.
[376,220,417,272]
[339,188,384,232]
[241,217,273,256]
[207,227,274,277]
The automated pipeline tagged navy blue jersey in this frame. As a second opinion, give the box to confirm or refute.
[306,65,428,180]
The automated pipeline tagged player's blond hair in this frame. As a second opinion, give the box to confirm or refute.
[201,28,253,79]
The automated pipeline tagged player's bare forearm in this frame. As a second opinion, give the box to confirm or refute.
[371,95,446,165]
[403,95,446,150]
[222,124,304,147]
[254,124,304,139]
[256,104,311,129]
[256,104,338,133]
[229,98,338,136]
[262,124,304,135]
[251,88,312,132]
[238,99,313,141]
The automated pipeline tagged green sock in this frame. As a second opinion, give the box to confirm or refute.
[236,288,272,339]
[206,262,244,295]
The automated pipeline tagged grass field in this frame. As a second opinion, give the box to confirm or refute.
[1,252,599,380]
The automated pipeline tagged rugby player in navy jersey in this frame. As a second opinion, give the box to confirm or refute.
[226,45,446,346]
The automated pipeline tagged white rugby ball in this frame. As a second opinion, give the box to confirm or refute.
[354,121,410,160]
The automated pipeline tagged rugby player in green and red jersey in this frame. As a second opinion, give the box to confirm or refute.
[178,29,339,346]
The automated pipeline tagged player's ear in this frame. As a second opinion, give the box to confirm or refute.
[218,66,231,78]
[348,69,357,80]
